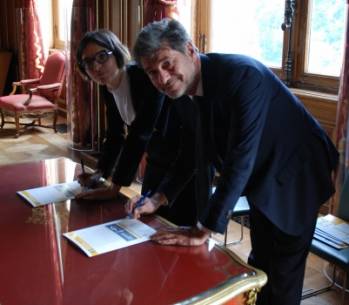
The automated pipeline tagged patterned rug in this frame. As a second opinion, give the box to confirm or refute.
[0,124,71,166]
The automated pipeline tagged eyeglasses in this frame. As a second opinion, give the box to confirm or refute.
[81,50,113,70]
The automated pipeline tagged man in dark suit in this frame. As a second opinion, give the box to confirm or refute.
[127,19,339,305]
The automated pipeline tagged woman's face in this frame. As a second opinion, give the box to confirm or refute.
[81,42,121,88]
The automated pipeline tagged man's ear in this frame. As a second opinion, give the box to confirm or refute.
[186,41,197,58]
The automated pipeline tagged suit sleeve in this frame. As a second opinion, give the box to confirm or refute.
[97,92,125,178]
[203,67,272,233]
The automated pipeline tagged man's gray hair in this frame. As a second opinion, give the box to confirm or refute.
[133,18,191,66]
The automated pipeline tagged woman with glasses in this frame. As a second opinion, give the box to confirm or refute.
[75,29,164,200]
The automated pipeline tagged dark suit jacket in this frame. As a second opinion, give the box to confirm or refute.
[97,64,164,186]
[161,53,338,235]
[143,98,198,226]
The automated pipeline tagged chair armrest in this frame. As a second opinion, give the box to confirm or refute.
[23,88,38,106]
[36,83,63,103]
[20,78,40,85]
[10,78,41,95]
[10,81,21,95]
[37,82,62,90]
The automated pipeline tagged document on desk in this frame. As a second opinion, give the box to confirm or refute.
[314,214,349,249]
[63,218,156,257]
[17,181,82,207]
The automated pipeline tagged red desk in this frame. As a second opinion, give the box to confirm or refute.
[0,158,267,305]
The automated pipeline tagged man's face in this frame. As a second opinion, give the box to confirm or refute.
[141,43,199,99]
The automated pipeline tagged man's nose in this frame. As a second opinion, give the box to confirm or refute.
[158,70,170,86]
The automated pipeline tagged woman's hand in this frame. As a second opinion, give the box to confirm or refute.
[77,171,102,188]
[75,181,121,200]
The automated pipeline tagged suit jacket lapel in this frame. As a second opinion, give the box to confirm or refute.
[199,55,223,171]
[192,96,212,222]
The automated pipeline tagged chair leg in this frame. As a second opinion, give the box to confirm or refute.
[0,109,4,128]
[224,216,245,246]
[341,271,348,305]
[53,110,57,133]
[302,264,336,299]
[14,112,20,138]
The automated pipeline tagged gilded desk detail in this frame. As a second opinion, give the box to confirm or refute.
[245,288,259,305]
[25,206,48,225]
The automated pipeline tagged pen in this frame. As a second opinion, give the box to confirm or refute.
[80,159,85,174]
[134,190,152,209]
[128,190,151,218]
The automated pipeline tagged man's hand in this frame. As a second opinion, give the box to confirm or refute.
[75,182,121,200]
[150,227,211,246]
[125,192,167,218]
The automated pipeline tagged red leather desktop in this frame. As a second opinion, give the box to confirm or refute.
[0,158,266,305]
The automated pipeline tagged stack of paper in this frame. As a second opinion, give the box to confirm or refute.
[314,214,349,250]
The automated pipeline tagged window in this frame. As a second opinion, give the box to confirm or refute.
[177,0,346,94]
[36,0,73,51]
[306,0,344,76]
[35,0,53,58]
[209,0,285,69]
[294,0,346,93]
[176,0,194,37]
[52,0,74,49]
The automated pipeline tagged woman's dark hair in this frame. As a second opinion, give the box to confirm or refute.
[76,29,130,78]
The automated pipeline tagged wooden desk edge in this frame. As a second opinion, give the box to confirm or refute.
[178,245,267,305]
[148,216,268,305]
[120,187,267,305]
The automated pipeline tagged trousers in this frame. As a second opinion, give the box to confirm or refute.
[248,205,317,305]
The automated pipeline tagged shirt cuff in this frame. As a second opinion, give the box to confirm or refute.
[196,221,214,234]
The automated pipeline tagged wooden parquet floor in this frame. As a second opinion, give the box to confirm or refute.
[0,117,72,165]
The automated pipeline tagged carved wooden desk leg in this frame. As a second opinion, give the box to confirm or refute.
[245,288,260,305]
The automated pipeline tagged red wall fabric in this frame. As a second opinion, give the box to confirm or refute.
[67,0,96,148]
[17,0,45,80]
[143,0,179,25]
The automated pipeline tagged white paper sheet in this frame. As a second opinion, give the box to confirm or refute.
[17,181,82,207]
[63,218,156,257]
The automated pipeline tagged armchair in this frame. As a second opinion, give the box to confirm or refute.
[0,51,65,137]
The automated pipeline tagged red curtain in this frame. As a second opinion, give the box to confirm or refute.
[67,0,97,149]
[17,0,45,80]
[143,0,179,25]
[333,1,349,212]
